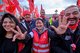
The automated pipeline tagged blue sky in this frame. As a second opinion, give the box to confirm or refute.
[19,0,77,14]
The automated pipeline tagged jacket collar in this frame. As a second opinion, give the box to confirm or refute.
[33,27,48,34]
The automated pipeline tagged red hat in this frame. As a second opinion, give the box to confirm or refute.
[23,10,30,16]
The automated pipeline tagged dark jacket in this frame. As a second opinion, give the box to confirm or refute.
[19,19,32,53]
[19,20,30,33]
[1,38,18,53]
[43,18,50,28]
[50,20,80,53]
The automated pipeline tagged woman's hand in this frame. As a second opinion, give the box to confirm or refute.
[11,26,27,42]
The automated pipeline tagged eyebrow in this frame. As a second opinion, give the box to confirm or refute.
[66,11,78,13]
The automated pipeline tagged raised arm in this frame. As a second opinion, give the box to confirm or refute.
[51,16,70,35]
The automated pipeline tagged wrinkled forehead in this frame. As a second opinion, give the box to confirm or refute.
[65,6,79,14]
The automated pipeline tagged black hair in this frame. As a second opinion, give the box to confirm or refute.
[35,18,44,24]
[0,13,19,37]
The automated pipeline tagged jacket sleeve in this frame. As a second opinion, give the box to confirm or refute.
[50,37,69,53]
[53,47,69,53]
[48,29,69,53]
[48,29,57,39]
[25,32,33,43]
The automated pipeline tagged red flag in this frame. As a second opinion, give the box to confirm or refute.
[16,5,22,15]
[2,0,16,15]
[13,0,22,15]
[5,0,16,15]
[2,0,8,4]
[0,4,4,12]
[2,0,13,5]
[2,0,10,6]
[40,4,45,18]
[21,8,24,17]
[6,5,16,14]
[0,10,3,12]
[41,4,43,10]
[0,4,3,9]
[13,0,19,5]
[77,0,80,7]
[34,6,39,18]
[28,0,34,13]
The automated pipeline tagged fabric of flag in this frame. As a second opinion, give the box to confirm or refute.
[13,0,22,15]
[2,0,9,4]
[0,4,4,12]
[28,0,34,13]
[13,0,19,5]
[41,4,43,10]
[77,0,80,7]
[6,5,16,14]
[34,6,39,18]
[5,0,16,15]
[2,0,16,13]
[21,8,24,17]
[2,0,14,6]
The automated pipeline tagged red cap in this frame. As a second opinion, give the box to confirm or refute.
[23,10,30,16]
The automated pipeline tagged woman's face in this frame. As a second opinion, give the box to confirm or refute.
[36,20,44,30]
[2,18,16,32]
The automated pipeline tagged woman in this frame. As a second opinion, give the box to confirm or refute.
[0,13,19,53]
[12,18,56,53]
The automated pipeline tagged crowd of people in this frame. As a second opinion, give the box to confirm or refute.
[0,5,80,53]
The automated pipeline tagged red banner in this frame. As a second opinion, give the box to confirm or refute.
[28,0,34,13]
[77,0,80,7]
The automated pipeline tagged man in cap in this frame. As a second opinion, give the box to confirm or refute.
[18,10,32,53]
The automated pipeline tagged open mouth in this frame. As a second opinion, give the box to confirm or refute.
[67,18,77,21]
[67,18,78,25]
